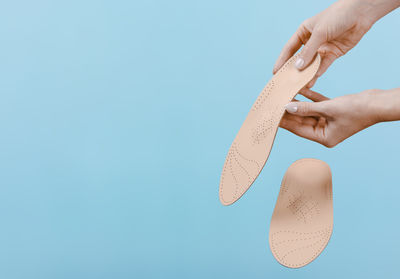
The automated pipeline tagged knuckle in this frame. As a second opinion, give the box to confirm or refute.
[312,26,324,37]
[300,20,307,29]
[323,139,337,148]
[301,18,312,28]
[317,102,327,112]
[300,102,310,114]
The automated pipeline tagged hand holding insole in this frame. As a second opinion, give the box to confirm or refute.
[219,53,333,268]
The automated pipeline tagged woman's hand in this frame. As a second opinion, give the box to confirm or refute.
[273,0,400,88]
[280,88,400,148]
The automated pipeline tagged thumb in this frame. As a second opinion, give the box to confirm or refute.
[295,30,325,70]
[285,101,325,117]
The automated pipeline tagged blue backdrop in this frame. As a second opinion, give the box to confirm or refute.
[0,1,399,278]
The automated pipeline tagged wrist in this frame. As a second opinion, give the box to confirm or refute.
[366,88,400,123]
[352,0,400,25]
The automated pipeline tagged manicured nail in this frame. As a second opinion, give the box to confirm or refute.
[285,103,298,113]
[295,57,304,69]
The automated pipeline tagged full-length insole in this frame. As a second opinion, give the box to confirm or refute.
[269,158,333,268]
[219,53,321,205]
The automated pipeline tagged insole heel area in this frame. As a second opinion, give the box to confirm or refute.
[269,158,333,268]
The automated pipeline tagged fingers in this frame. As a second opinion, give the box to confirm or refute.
[306,48,339,88]
[306,76,318,89]
[281,111,318,126]
[273,25,310,74]
[299,88,330,102]
[316,51,337,77]
[279,115,323,144]
[295,29,326,70]
[284,100,327,117]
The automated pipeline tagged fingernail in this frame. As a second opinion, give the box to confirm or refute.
[295,57,304,69]
[285,103,298,113]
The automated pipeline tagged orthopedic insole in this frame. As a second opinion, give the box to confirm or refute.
[269,158,333,268]
[219,53,321,205]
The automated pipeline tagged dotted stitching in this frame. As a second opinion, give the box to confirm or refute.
[286,190,320,224]
[220,57,320,204]
[251,106,282,145]
[252,80,275,111]
[270,226,333,267]
[232,142,260,169]
[220,142,260,203]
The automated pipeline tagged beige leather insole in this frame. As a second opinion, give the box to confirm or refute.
[269,158,333,268]
[219,53,321,205]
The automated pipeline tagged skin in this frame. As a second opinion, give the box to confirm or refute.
[273,0,400,147]
[281,88,400,148]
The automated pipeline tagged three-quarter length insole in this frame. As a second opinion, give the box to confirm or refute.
[269,158,333,268]
[219,53,321,205]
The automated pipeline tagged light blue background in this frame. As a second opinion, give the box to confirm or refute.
[0,0,399,278]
